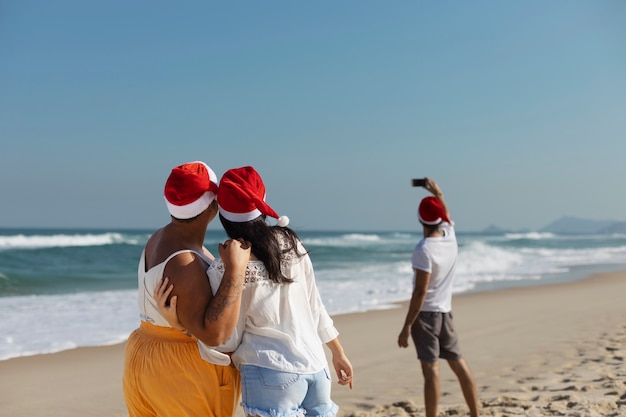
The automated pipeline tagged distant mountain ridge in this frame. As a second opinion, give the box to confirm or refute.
[540,216,626,234]
[482,216,626,234]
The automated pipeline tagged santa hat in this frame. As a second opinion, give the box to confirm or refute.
[418,196,450,225]
[218,166,289,227]
[164,161,218,219]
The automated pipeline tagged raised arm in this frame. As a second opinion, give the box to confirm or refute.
[424,177,451,222]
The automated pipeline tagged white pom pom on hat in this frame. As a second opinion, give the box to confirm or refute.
[218,166,290,227]
[164,161,218,219]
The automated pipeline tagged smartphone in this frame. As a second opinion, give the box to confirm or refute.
[412,178,426,187]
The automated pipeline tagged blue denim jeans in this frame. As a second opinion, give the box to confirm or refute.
[240,365,338,417]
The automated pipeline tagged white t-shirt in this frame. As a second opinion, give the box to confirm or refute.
[411,222,457,313]
[206,236,339,374]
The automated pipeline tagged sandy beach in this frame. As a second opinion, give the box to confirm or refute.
[1,271,625,417]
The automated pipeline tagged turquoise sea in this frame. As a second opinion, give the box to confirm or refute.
[1,227,626,360]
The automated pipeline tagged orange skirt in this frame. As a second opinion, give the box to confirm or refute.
[123,321,240,417]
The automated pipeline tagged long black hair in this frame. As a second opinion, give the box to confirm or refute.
[219,214,307,284]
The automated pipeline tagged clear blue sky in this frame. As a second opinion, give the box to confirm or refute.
[2,1,625,232]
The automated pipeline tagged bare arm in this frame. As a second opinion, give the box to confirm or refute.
[325,337,353,389]
[397,268,430,348]
[162,239,250,346]
[424,177,451,222]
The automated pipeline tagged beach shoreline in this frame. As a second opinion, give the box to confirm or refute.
[1,271,625,417]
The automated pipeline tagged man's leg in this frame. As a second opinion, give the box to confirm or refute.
[447,358,479,417]
[420,360,440,417]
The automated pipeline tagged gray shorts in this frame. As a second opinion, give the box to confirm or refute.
[411,311,462,362]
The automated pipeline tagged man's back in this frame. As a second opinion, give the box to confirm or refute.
[412,222,457,312]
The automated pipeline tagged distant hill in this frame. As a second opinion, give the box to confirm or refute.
[481,224,507,234]
[481,224,530,234]
[599,222,626,234]
[540,216,621,234]
[479,216,626,235]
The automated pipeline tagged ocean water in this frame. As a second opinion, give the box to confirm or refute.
[1,227,626,361]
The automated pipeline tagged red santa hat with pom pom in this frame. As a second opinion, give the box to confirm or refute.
[418,196,450,225]
[218,166,289,227]
[164,161,218,219]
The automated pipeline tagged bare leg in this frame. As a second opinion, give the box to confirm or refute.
[420,360,440,417]
[447,358,480,417]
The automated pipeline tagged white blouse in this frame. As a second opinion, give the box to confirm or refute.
[202,237,339,374]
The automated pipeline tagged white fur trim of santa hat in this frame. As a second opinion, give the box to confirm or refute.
[164,161,218,220]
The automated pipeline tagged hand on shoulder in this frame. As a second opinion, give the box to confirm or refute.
[219,238,252,272]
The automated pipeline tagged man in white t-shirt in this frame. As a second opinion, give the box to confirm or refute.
[397,178,480,417]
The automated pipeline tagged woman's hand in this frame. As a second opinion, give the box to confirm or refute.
[154,277,188,334]
[332,353,354,389]
[218,238,251,273]
[326,338,353,389]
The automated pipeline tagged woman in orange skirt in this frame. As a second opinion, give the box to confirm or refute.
[122,161,250,417]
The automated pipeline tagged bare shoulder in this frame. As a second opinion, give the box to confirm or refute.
[166,250,206,269]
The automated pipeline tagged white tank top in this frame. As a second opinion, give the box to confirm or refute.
[136,249,210,327]
[135,249,233,365]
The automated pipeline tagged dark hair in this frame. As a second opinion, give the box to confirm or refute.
[219,214,307,284]
[419,220,441,227]
[420,221,441,235]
